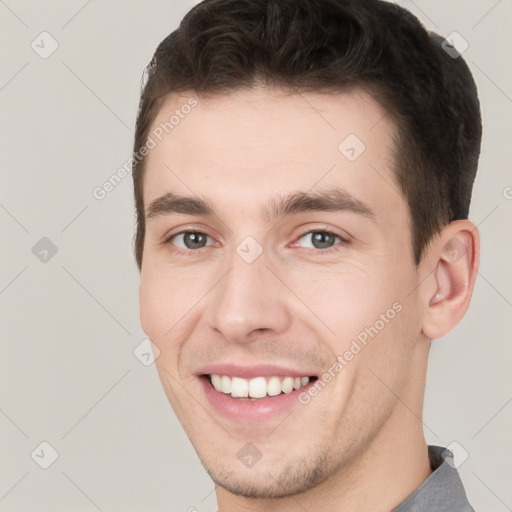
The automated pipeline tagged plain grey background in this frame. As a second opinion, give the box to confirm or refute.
[1,1,511,511]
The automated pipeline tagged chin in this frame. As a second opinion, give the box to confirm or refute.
[198,449,335,500]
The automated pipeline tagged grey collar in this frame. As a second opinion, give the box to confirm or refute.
[392,445,475,511]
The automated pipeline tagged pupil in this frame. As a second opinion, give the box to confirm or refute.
[184,232,206,249]
[312,232,334,249]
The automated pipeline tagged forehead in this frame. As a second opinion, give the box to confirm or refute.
[147,86,394,162]
[142,86,404,224]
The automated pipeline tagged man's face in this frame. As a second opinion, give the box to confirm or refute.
[139,87,427,498]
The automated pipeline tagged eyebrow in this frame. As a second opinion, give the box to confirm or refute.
[145,188,375,222]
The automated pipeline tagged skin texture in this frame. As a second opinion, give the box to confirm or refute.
[138,87,479,512]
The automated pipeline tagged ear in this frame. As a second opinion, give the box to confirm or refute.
[421,220,480,340]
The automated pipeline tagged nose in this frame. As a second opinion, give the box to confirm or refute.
[205,250,292,344]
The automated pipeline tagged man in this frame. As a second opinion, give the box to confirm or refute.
[131,0,481,510]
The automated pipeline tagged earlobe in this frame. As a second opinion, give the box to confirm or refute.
[422,221,480,340]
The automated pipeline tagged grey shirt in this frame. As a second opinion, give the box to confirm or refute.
[392,445,475,511]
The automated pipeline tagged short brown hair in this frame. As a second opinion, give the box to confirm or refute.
[132,0,482,269]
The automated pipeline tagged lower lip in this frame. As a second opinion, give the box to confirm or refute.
[199,377,314,422]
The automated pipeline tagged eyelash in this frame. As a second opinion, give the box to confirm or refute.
[293,228,349,254]
[163,227,349,257]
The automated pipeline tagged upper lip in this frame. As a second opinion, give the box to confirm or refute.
[196,363,317,379]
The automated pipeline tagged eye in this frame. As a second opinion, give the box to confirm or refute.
[164,228,347,255]
[167,230,215,251]
[294,230,345,251]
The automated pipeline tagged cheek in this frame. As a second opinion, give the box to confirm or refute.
[139,273,197,391]
[139,262,216,347]
[289,260,418,357]
[286,266,384,342]
[139,270,189,341]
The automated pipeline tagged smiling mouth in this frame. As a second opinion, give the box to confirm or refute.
[204,374,317,400]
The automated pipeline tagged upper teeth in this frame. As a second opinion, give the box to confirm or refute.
[209,375,310,399]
